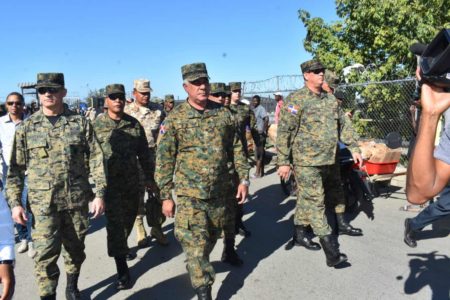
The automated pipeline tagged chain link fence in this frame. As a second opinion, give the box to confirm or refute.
[336,78,416,144]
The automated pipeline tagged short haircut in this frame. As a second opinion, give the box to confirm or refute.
[253,95,261,101]
[7,92,24,103]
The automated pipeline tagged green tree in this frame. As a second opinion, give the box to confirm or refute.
[299,0,450,81]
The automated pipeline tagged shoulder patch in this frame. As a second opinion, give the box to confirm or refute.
[287,104,299,115]
[159,121,167,135]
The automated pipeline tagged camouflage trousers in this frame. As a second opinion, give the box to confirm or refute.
[175,196,225,289]
[223,196,238,239]
[32,207,89,297]
[293,163,346,237]
[105,187,139,257]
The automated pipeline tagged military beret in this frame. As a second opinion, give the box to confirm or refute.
[229,82,242,91]
[210,82,226,94]
[164,94,175,103]
[300,60,325,73]
[36,73,65,88]
[181,62,209,81]
[105,84,125,96]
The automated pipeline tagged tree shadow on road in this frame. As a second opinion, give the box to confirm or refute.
[401,251,450,300]
[87,214,106,235]
[215,182,295,299]
[82,223,182,300]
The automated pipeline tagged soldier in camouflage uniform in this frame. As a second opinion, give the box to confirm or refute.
[94,84,154,290]
[161,94,175,123]
[6,73,106,300]
[224,85,231,107]
[228,82,254,238]
[156,62,250,300]
[124,79,167,248]
[323,70,363,236]
[277,60,363,267]
[209,82,226,105]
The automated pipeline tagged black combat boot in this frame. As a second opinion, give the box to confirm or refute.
[319,234,348,267]
[404,218,417,248]
[195,285,212,300]
[292,225,321,250]
[336,213,363,236]
[114,256,131,290]
[40,295,56,300]
[65,273,81,300]
[221,238,243,266]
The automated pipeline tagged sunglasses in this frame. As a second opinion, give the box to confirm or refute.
[310,69,325,74]
[108,94,126,101]
[37,87,61,94]
[7,101,23,106]
[211,93,226,97]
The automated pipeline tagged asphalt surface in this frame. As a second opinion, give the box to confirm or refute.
[9,163,450,300]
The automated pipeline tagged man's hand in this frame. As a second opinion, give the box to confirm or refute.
[11,206,27,226]
[352,152,363,168]
[277,165,291,181]
[162,199,175,218]
[419,84,450,117]
[0,264,15,300]
[90,197,105,219]
[236,184,248,204]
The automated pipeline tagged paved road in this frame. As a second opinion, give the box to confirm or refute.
[10,164,450,299]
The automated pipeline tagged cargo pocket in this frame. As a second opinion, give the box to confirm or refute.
[28,180,52,215]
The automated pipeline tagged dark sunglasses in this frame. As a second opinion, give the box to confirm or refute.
[7,101,23,106]
[37,87,61,94]
[211,93,226,97]
[310,69,325,74]
[108,94,126,101]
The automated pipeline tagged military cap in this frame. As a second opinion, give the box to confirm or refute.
[300,60,325,73]
[35,73,65,88]
[181,62,209,81]
[164,94,175,103]
[229,82,242,91]
[134,79,153,92]
[224,85,231,95]
[210,82,226,94]
[105,84,125,96]
[324,70,339,89]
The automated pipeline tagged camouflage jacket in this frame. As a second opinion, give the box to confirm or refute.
[229,103,256,132]
[155,100,250,200]
[124,101,161,148]
[277,86,360,167]
[94,113,154,188]
[6,108,106,215]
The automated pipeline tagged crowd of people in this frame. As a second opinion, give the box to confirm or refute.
[0,52,447,300]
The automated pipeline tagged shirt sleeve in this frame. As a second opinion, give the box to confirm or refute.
[136,123,155,184]
[5,126,26,208]
[155,118,177,201]
[339,107,361,154]
[85,119,107,199]
[276,99,300,166]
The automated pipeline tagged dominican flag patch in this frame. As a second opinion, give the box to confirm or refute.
[287,104,299,115]
[159,122,166,135]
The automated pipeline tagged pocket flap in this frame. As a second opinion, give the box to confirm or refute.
[28,180,51,190]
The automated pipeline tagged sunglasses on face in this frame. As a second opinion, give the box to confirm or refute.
[108,94,126,101]
[7,101,23,106]
[231,90,241,93]
[310,69,325,74]
[37,87,61,94]
[211,93,225,97]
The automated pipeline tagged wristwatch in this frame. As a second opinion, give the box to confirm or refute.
[240,179,250,187]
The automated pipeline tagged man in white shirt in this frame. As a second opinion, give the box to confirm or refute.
[0,92,35,258]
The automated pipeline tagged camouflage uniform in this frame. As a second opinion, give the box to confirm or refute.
[161,94,175,123]
[124,89,163,245]
[156,63,249,290]
[277,72,360,237]
[94,96,153,257]
[6,73,107,297]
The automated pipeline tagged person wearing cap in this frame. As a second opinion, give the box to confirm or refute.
[228,81,255,238]
[6,73,106,300]
[277,60,363,267]
[209,83,226,105]
[323,69,340,94]
[273,92,284,124]
[94,84,154,290]
[123,79,167,248]
[161,94,175,123]
[224,85,232,107]
[404,41,450,248]
[155,62,250,300]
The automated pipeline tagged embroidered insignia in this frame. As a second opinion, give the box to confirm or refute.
[159,122,166,135]
[287,104,299,115]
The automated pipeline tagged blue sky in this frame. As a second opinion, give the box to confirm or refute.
[0,0,338,102]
